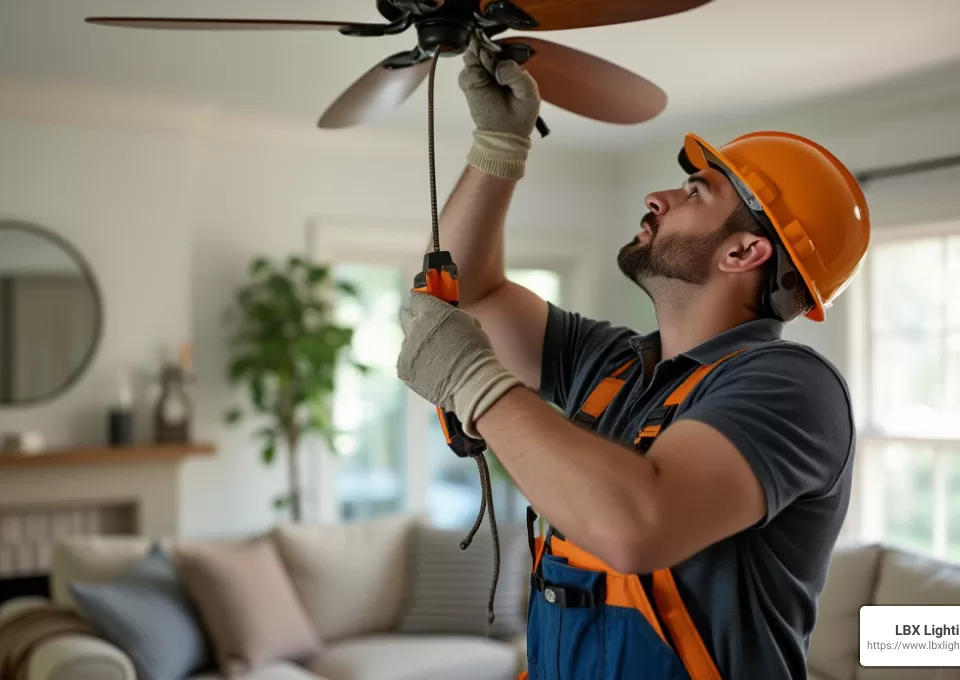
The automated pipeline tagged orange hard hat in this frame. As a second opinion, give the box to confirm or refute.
[678,131,870,322]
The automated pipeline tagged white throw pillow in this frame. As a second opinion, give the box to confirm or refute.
[271,514,419,641]
[50,536,153,609]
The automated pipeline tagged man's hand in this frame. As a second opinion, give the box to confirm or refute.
[397,291,523,438]
[459,38,541,180]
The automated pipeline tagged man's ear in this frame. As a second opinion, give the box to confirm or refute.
[719,233,774,273]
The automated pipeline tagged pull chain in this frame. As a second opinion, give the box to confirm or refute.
[428,48,441,253]
[426,45,501,627]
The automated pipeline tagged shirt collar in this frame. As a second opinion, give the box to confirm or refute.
[629,318,784,366]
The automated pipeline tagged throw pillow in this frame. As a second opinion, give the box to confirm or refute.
[174,535,321,678]
[271,513,419,641]
[397,522,529,638]
[69,542,214,680]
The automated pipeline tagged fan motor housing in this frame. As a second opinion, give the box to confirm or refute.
[416,18,472,55]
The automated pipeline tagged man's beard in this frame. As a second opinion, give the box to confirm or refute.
[617,213,729,290]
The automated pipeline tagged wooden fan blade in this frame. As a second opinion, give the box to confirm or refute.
[318,53,431,129]
[481,0,712,31]
[84,17,382,31]
[497,38,666,124]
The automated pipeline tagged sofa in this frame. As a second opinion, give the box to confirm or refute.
[804,541,960,680]
[4,518,960,680]
[0,513,530,680]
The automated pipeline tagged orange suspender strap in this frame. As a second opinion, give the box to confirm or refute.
[651,569,723,680]
[633,349,747,451]
[639,349,746,680]
[572,358,636,427]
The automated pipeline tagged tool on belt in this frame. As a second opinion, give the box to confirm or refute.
[415,41,548,627]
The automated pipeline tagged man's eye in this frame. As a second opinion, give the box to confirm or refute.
[688,187,699,198]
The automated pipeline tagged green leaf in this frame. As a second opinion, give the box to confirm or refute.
[254,426,276,441]
[262,442,276,465]
[307,265,329,285]
[273,494,291,509]
[250,257,269,276]
[323,430,339,455]
[228,356,259,382]
[250,377,267,411]
[335,280,360,298]
[224,408,243,425]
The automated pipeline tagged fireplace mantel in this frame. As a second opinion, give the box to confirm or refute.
[0,441,217,554]
[0,442,215,469]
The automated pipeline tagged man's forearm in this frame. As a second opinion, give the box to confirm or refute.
[474,385,661,573]
[434,166,517,306]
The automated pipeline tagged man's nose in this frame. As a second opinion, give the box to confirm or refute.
[644,191,669,215]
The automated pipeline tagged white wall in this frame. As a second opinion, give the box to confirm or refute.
[0,112,623,539]
[0,121,193,446]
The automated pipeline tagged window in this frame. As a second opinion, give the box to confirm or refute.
[854,227,960,560]
[312,221,583,528]
[332,263,408,521]
[427,268,564,529]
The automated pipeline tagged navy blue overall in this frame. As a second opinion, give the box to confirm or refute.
[520,351,744,680]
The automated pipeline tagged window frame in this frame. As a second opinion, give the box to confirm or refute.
[304,217,600,523]
[846,217,960,556]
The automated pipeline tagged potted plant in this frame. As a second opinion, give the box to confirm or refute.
[222,255,365,522]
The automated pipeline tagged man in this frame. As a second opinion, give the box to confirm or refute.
[396,40,870,679]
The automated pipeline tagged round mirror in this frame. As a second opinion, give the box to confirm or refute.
[0,221,103,406]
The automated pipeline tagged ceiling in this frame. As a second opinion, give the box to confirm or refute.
[2,0,960,148]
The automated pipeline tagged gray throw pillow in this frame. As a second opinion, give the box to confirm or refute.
[70,542,213,680]
[397,523,529,638]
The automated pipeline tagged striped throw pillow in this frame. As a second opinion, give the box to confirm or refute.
[397,523,529,638]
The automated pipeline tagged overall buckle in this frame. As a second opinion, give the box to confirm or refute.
[531,573,606,609]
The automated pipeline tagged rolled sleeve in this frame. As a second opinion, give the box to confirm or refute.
[539,303,636,412]
[677,344,855,525]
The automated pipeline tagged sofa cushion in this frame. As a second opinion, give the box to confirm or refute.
[857,547,960,680]
[51,536,153,609]
[175,536,321,678]
[188,661,328,680]
[50,535,253,610]
[310,634,518,680]
[69,542,214,680]
[807,542,884,680]
[396,523,529,638]
[271,514,418,641]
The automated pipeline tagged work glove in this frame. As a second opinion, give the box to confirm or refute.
[397,291,523,439]
[458,37,541,180]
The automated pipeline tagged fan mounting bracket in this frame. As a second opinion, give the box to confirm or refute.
[494,40,535,64]
[382,47,432,69]
[480,1,539,29]
[339,14,413,37]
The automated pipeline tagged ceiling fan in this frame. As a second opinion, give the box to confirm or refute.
[84,0,713,132]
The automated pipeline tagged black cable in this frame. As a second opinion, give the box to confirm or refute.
[428,49,441,253]
[426,44,500,627]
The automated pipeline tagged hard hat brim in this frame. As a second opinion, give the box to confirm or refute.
[681,133,826,322]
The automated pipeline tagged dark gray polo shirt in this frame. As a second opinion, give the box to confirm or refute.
[539,303,855,680]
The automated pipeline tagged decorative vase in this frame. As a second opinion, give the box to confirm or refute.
[154,345,193,444]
